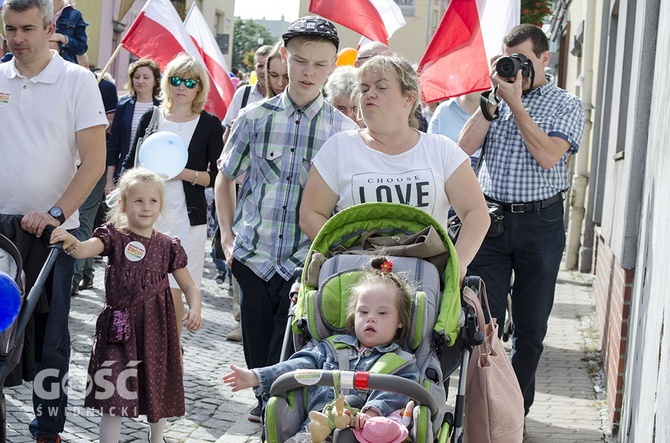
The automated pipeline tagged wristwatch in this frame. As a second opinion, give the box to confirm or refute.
[48,206,66,225]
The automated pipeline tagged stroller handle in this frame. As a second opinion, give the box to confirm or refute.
[269,370,440,420]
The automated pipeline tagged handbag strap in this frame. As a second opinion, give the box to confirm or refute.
[134,106,160,167]
[462,282,495,354]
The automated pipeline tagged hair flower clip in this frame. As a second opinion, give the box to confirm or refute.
[380,259,393,273]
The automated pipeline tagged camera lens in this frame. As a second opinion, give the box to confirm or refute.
[496,56,521,78]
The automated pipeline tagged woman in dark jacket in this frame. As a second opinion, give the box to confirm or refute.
[50,0,88,64]
[105,58,161,194]
[124,53,223,338]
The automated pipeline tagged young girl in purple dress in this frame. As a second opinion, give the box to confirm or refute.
[50,167,202,443]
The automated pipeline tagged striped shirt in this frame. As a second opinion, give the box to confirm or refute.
[478,75,584,203]
[219,92,358,281]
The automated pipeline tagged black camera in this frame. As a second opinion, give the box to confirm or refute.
[496,53,533,78]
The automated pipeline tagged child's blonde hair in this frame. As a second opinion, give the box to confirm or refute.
[346,256,414,344]
[107,168,164,228]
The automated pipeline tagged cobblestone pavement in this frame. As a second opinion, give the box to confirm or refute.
[4,253,607,442]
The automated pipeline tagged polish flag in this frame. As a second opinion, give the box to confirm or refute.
[418,0,519,103]
[121,0,228,119]
[309,0,406,44]
[184,4,235,116]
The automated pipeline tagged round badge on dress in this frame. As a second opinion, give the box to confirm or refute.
[125,241,147,262]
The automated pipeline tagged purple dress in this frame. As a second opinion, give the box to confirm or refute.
[84,223,187,422]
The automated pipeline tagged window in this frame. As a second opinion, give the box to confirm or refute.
[395,0,414,16]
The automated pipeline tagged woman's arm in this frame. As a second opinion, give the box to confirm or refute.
[299,168,339,240]
[445,162,490,281]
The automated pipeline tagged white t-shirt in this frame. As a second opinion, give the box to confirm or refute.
[0,51,108,229]
[312,130,469,224]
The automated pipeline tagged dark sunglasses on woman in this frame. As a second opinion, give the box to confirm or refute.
[169,76,200,89]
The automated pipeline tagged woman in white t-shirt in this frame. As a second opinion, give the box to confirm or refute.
[300,55,490,280]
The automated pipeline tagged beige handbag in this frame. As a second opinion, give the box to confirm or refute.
[463,282,524,443]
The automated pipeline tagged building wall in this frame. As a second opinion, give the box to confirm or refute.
[593,235,631,431]
[76,2,103,66]
[618,0,670,440]
[569,0,670,440]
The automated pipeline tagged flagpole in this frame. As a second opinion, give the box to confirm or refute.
[97,43,124,84]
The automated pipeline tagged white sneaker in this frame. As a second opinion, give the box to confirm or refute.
[226,325,242,342]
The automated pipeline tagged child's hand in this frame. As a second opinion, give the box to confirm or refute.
[222,364,259,391]
[182,309,202,332]
[354,410,380,430]
[50,227,78,253]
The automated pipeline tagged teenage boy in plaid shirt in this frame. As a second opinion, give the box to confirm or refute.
[215,16,357,421]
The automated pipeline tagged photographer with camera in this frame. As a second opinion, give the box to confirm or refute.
[459,24,584,428]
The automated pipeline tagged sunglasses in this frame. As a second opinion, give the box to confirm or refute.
[169,76,200,89]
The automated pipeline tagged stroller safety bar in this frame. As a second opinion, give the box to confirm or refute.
[269,370,440,420]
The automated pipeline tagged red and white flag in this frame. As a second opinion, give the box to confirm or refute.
[184,4,235,115]
[418,0,519,103]
[121,0,228,118]
[309,0,405,44]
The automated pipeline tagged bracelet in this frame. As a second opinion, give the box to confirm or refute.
[66,241,80,255]
[191,170,199,186]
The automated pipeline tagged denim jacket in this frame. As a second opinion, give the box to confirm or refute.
[253,335,419,422]
[56,6,88,64]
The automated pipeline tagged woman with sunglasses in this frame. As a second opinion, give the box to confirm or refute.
[125,53,224,339]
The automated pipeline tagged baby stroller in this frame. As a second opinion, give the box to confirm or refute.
[0,216,61,443]
[264,203,483,443]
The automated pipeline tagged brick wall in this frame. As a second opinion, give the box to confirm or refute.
[593,235,633,430]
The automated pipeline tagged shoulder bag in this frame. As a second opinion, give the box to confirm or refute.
[462,281,524,443]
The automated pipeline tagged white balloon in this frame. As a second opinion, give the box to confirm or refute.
[138,131,189,180]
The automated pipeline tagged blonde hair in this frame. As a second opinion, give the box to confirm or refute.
[107,168,164,228]
[357,55,420,129]
[159,53,209,114]
[345,256,414,344]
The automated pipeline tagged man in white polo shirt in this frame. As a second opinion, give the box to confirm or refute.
[0,0,107,441]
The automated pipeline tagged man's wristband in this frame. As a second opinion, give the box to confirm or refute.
[480,89,500,122]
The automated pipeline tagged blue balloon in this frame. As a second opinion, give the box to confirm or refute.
[0,270,21,333]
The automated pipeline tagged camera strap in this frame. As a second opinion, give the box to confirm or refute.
[480,86,500,122]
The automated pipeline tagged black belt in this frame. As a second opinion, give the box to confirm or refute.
[489,192,565,214]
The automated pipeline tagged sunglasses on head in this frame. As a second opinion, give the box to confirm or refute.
[169,76,200,89]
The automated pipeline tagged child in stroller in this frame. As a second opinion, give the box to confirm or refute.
[223,256,419,442]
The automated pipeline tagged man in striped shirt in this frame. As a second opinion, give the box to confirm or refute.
[215,16,358,422]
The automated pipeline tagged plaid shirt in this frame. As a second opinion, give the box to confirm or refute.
[478,75,584,203]
[219,93,357,281]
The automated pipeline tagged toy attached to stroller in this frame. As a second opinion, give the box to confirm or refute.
[261,203,483,443]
